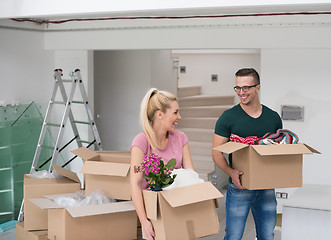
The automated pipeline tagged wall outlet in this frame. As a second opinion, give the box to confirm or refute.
[211,74,218,82]
[276,192,288,199]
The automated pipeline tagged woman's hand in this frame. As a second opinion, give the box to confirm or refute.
[142,219,155,240]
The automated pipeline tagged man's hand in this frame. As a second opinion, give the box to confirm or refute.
[230,169,244,189]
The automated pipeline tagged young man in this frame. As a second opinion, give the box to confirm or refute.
[212,68,282,240]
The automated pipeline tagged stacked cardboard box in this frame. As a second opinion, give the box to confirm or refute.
[20,147,226,240]
[23,164,82,230]
[19,148,138,240]
[17,164,82,239]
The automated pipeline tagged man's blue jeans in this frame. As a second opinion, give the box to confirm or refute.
[224,183,277,240]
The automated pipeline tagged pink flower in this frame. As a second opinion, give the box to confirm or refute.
[133,153,177,189]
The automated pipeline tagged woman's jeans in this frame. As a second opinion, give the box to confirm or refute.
[224,183,277,240]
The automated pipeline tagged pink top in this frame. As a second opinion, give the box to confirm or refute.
[131,129,189,189]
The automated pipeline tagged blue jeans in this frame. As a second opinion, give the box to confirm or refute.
[224,183,277,240]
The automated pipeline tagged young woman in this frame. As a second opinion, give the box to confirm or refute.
[130,88,195,240]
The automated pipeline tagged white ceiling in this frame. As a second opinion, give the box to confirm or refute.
[1,0,331,20]
[1,0,331,31]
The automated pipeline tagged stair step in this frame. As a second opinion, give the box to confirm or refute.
[180,128,214,142]
[197,172,209,182]
[177,117,217,129]
[178,86,201,98]
[189,141,213,156]
[192,155,215,171]
[178,95,235,107]
[180,105,233,118]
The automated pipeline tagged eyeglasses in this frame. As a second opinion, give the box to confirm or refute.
[234,84,258,92]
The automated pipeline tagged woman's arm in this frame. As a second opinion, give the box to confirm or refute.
[182,143,195,170]
[130,146,155,240]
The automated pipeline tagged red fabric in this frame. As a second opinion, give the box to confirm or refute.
[230,134,258,145]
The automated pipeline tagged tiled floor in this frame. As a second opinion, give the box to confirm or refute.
[0,188,281,240]
[0,228,15,240]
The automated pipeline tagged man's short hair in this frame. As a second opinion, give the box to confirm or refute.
[235,68,260,85]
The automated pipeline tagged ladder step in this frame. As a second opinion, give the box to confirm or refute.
[79,140,93,144]
[46,123,61,127]
[72,101,85,104]
[51,101,66,105]
[74,121,90,125]
[57,79,72,83]
[40,145,55,150]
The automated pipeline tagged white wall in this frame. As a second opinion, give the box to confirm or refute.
[261,49,331,185]
[151,50,178,96]
[0,29,54,106]
[173,51,260,96]
[43,17,331,50]
[94,50,176,150]
[1,13,331,187]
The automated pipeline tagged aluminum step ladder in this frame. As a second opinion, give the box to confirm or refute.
[17,69,102,221]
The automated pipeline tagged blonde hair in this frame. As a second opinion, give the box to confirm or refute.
[140,88,177,150]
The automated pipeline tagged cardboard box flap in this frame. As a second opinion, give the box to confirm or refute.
[143,190,158,221]
[252,143,319,156]
[303,144,321,154]
[80,161,130,177]
[52,164,80,183]
[96,150,131,156]
[71,147,98,160]
[66,201,135,218]
[160,182,223,208]
[213,142,248,154]
[29,197,62,210]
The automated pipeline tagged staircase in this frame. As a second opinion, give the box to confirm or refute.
[177,86,235,186]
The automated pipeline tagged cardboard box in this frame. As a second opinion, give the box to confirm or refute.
[213,142,320,190]
[143,181,223,240]
[24,164,81,230]
[16,222,48,240]
[72,147,131,200]
[30,194,137,240]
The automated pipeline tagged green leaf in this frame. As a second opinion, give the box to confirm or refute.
[162,178,171,184]
[166,158,176,169]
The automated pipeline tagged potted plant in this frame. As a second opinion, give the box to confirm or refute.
[134,153,177,191]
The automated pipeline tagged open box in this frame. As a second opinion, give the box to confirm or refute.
[24,164,81,230]
[143,181,223,240]
[213,142,320,190]
[29,193,137,240]
[72,147,131,200]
